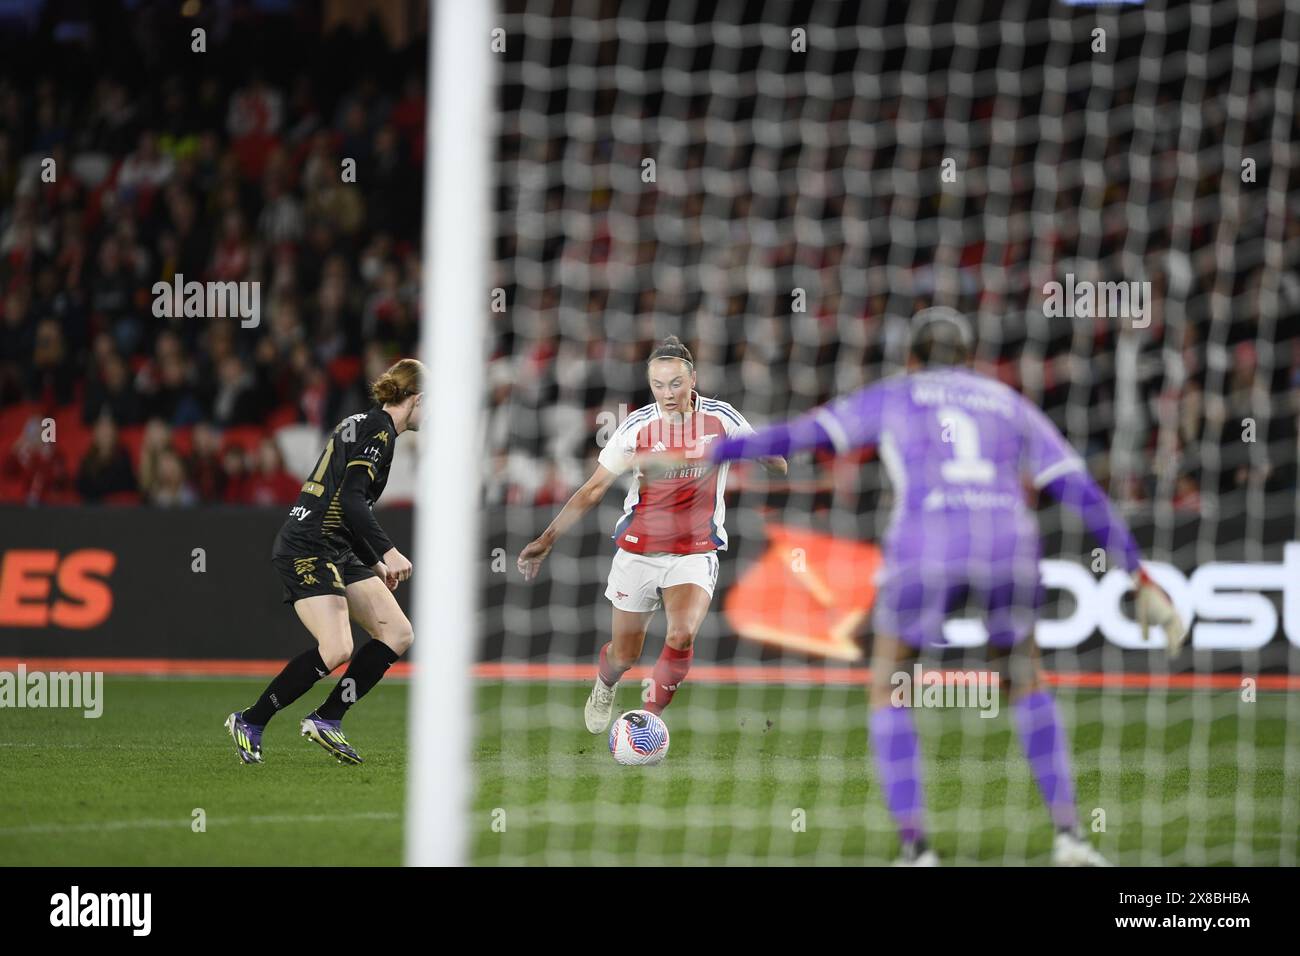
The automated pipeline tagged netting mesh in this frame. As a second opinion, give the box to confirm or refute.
[477,0,1300,865]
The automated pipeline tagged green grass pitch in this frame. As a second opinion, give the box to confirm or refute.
[1,677,1294,865]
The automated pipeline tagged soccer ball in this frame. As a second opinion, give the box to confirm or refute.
[608,710,670,766]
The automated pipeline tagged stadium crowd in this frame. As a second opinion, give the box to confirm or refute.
[2,3,1297,519]
[0,3,424,505]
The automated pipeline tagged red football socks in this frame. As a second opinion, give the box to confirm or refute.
[597,642,631,688]
[645,643,693,714]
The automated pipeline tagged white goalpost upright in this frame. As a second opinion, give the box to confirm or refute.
[407,0,494,866]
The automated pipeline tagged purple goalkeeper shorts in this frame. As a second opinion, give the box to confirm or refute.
[872,512,1043,648]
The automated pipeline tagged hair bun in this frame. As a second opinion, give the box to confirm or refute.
[647,336,694,366]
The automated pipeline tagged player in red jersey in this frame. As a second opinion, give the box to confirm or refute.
[518,337,787,732]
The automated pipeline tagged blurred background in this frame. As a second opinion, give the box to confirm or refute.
[487,1,1298,518]
[3,1,1296,523]
[0,0,427,507]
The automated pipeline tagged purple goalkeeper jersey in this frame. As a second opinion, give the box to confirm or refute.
[820,368,1079,560]
[709,366,1141,646]
[733,368,1083,560]
[712,361,1138,600]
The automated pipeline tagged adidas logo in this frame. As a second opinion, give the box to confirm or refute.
[651,441,667,452]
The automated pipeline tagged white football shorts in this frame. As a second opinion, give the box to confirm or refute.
[604,548,720,612]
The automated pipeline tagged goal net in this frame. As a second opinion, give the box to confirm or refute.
[475,0,1300,865]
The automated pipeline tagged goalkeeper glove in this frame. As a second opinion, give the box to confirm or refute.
[1134,566,1188,656]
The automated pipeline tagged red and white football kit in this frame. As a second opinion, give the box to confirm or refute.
[597,391,755,612]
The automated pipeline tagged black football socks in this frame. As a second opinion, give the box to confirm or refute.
[315,640,400,722]
[243,648,331,726]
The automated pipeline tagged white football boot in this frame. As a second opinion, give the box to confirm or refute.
[1053,830,1112,866]
[584,678,618,734]
[892,840,939,866]
[893,849,940,867]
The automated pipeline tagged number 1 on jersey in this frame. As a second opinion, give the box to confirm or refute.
[938,407,993,484]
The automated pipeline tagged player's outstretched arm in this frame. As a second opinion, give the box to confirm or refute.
[709,387,881,466]
[517,464,619,581]
[1038,467,1188,655]
[708,409,837,463]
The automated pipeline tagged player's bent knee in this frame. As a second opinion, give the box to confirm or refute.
[382,619,414,656]
[319,641,353,671]
[317,629,354,669]
[664,628,695,650]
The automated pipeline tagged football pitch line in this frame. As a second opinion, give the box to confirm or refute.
[0,810,399,837]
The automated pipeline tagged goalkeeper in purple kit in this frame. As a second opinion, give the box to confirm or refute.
[705,307,1187,866]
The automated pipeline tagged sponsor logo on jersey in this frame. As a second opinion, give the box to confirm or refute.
[659,464,710,480]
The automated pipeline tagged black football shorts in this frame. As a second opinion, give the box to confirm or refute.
[272,552,377,604]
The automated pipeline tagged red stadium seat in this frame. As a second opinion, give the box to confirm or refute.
[46,487,81,505]
[221,425,266,454]
[0,476,26,503]
[328,356,362,388]
[54,415,93,473]
[119,425,146,470]
[102,490,143,506]
[171,425,194,459]
[266,403,301,431]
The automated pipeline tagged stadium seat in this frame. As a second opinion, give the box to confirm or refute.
[274,423,327,479]
[221,425,266,454]
[118,425,146,470]
[328,355,362,388]
[0,476,26,503]
[54,416,93,473]
[265,403,301,431]
[46,487,80,505]
[170,425,194,459]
